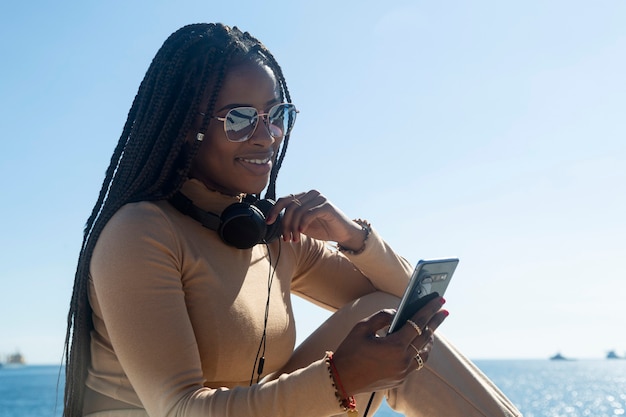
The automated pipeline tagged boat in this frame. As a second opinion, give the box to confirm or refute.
[606,350,624,360]
[549,352,570,361]
[4,351,26,365]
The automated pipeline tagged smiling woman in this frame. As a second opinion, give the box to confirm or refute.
[62,23,520,417]
[189,62,292,196]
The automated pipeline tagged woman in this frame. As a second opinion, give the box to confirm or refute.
[63,23,521,417]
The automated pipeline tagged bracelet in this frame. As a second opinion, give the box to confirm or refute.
[325,351,358,415]
[336,219,371,255]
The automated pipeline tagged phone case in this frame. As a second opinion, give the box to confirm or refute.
[388,258,459,333]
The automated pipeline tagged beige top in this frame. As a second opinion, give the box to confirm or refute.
[87,178,412,417]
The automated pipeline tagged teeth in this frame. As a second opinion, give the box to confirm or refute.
[241,156,270,164]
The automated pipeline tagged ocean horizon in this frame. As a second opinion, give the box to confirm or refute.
[1,359,625,417]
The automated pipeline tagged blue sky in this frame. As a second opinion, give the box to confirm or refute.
[1,1,625,364]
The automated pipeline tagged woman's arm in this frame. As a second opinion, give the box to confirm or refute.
[89,202,346,417]
[288,226,412,311]
[269,190,414,309]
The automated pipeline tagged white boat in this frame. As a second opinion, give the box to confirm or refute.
[3,351,26,365]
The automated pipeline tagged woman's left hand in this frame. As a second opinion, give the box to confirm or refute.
[266,190,366,249]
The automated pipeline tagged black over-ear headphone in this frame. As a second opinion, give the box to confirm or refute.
[169,192,282,249]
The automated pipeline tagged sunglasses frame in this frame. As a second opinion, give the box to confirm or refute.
[211,103,298,143]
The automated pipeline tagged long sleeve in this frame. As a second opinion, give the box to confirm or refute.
[88,201,345,417]
[288,225,413,311]
[86,179,415,417]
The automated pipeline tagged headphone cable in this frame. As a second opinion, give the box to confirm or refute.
[250,240,281,385]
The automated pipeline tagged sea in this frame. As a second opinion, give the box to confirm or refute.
[1,360,625,417]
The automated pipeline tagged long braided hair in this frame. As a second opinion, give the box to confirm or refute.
[62,23,293,417]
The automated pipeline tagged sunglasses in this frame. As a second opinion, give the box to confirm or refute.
[212,103,298,142]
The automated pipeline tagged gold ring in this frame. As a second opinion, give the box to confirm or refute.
[414,352,424,371]
[406,320,422,336]
[409,343,419,355]
[290,194,302,206]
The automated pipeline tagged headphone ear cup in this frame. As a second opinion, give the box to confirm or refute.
[219,203,267,249]
[253,199,282,243]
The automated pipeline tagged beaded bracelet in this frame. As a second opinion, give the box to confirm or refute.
[325,351,358,415]
[336,219,371,255]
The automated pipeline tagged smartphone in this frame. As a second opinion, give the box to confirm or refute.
[387,258,459,334]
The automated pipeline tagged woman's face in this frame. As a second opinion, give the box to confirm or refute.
[188,61,283,196]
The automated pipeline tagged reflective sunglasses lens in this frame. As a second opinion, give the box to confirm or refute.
[268,104,297,138]
[225,107,258,142]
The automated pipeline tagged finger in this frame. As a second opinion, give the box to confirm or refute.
[280,196,307,242]
[411,310,448,350]
[408,296,446,332]
[281,191,325,242]
[267,192,307,224]
[353,309,395,337]
[416,349,430,368]
[413,351,425,371]
[283,192,319,240]
[276,192,307,211]
[395,296,445,345]
[409,339,434,372]
[392,320,425,347]
[413,334,435,355]
[425,309,449,335]
[296,200,332,235]
[421,335,435,354]
[270,192,309,241]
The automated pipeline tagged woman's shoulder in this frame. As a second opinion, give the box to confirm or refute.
[101,200,178,239]
[109,200,170,223]
[93,200,185,261]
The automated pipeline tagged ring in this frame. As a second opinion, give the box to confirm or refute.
[290,194,302,206]
[406,320,423,336]
[414,352,424,371]
[409,343,419,355]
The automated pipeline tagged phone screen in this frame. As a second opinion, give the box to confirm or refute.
[388,258,459,333]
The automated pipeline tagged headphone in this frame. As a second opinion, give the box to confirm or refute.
[169,191,282,249]
[170,191,282,385]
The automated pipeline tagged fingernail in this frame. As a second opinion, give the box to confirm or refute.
[440,297,446,305]
[442,310,450,317]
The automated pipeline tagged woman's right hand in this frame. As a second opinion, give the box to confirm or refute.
[330,296,448,396]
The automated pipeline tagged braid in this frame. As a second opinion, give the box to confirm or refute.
[239,30,293,200]
[63,23,294,417]
[263,53,292,200]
